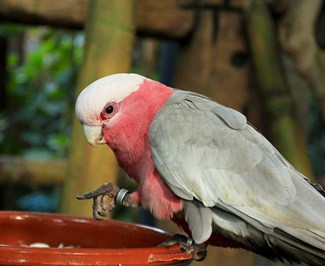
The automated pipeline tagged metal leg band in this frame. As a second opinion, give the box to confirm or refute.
[115,188,129,205]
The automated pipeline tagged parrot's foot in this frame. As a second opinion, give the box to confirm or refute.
[76,183,119,219]
[159,234,207,262]
[76,183,138,220]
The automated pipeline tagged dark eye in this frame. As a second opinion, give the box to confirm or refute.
[101,102,118,120]
[105,105,114,114]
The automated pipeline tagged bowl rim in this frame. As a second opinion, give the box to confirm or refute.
[0,211,193,265]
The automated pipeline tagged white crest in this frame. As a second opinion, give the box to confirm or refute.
[75,73,146,125]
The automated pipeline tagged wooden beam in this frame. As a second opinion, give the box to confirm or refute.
[135,0,193,38]
[60,0,135,216]
[0,156,66,185]
[0,0,88,29]
[179,0,249,9]
[0,0,195,39]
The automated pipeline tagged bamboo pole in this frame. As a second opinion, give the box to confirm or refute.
[245,0,314,178]
[60,0,136,216]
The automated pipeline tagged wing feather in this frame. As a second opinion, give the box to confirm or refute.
[149,90,325,253]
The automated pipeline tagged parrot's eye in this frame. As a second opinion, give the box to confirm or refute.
[105,105,114,114]
[101,102,118,120]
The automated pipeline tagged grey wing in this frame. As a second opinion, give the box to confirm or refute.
[149,90,325,253]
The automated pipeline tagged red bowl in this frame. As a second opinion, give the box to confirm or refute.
[0,211,192,265]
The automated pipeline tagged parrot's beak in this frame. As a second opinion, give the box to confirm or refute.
[82,124,106,146]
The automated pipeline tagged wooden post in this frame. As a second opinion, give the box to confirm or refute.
[172,4,255,265]
[245,0,314,178]
[60,0,136,216]
[278,0,325,118]
[174,7,250,111]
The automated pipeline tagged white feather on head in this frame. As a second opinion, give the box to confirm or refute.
[75,73,146,125]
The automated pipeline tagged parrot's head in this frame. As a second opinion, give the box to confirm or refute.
[75,73,174,152]
[75,73,146,146]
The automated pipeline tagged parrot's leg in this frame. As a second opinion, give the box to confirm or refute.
[159,234,207,261]
[76,183,138,219]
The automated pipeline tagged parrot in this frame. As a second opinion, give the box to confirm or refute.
[75,73,325,265]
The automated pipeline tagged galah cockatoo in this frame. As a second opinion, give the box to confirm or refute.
[75,73,325,264]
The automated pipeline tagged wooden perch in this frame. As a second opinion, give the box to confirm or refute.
[0,156,66,185]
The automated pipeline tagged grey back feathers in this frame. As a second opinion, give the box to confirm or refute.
[150,90,325,265]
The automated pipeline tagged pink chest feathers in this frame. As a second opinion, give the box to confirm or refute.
[102,79,183,219]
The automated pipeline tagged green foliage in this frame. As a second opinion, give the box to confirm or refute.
[1,25,84,158]
[0,24,23,37]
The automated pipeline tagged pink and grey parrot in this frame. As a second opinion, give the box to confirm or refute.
[75,73,325,264]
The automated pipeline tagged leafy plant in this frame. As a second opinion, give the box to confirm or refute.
[1,25,84,158]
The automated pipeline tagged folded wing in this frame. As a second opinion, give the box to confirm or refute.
[150,90,325,263]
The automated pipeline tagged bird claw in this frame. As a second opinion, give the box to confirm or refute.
[76,183,138,220]
[76,183,120,220]
[159,234,207,261]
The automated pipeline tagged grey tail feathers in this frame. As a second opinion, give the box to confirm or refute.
[252,230,325,265]
[311,181,325,197]
[212,205,325,265]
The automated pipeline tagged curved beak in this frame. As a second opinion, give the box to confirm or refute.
[82,124,106,146]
